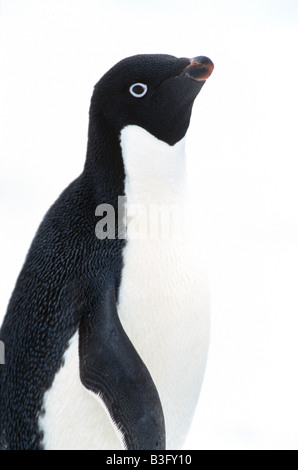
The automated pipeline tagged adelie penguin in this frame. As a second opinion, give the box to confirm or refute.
[0,54,214,450]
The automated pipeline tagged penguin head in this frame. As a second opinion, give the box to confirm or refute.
[90,54,214,146]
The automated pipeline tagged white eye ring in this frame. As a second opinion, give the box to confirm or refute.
[129,83,148,98]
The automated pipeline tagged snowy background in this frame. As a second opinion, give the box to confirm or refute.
[1,0,298,450]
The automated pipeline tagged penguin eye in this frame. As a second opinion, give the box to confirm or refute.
[129,83,148,98]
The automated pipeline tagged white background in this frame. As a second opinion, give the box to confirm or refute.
[1,0,298,450]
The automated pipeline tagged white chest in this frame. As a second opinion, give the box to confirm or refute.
[117,238,210,449]
[117,126,210,449]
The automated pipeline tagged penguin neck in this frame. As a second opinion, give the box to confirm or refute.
[120,125,187,207]
[84,113,125,197]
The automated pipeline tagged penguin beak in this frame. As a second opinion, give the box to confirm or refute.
[181,56,214,82]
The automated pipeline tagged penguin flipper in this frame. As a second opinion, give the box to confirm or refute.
[78,285,165,450]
